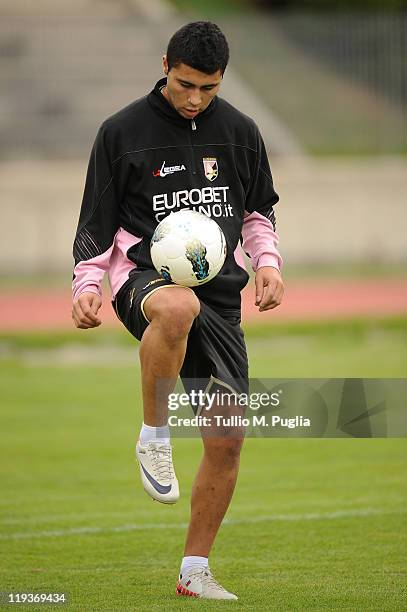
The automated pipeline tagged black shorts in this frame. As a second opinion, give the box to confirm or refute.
[113,269,249,413]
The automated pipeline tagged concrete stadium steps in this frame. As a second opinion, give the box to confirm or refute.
[0,1,305,158]
[0,13,163,156]
[0,0,128,17]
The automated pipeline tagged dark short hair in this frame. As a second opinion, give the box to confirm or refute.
[166,22,229,75]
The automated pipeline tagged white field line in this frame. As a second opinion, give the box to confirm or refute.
[2,496,402,525]
[1,510,154,525]
[1,508,403,541]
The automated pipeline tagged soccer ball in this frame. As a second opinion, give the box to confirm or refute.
[150,210,227,287]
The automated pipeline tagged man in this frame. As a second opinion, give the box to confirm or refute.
[72,21,283,600]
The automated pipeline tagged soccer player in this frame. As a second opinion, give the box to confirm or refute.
[72,22,283,600]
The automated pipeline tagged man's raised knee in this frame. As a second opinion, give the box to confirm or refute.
[145,288,200,343]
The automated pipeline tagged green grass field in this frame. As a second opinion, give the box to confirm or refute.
[1,319,406,610]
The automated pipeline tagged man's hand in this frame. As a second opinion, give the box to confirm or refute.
[255,267,284,312]
[72,291,102,329]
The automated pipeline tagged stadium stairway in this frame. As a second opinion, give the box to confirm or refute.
[0,0,168,158]
[0,0,304,158]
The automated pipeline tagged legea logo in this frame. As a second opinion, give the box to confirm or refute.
[153,161,187,178]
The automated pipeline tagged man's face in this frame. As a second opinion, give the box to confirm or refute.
[162,56,222,120]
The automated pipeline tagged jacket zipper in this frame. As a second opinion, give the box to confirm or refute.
[189,119,197,175]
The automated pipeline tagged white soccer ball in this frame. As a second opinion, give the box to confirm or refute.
[150,210,227,287]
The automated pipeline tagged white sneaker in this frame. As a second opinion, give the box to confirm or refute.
[135,440,179,504]
[176,566,238,600]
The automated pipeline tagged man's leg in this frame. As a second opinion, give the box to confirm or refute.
[176,425,244,600]
[135,286,200,504]
[140,287,200,426]
[184,433,244,556]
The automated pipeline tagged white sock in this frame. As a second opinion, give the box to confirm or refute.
[180,555,209,575]
[139,422,170,446]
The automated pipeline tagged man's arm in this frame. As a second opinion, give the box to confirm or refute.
[72,122,121,327]
[242,127,284,311]
[242,213,284,312]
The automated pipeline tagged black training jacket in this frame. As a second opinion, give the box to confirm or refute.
[73,77,282,312]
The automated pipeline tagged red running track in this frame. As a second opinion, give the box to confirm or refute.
[0,279,406,331]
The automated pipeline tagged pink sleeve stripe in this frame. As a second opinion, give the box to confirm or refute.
[72,245,114,302]
[72,228,142,302]
[241,211,283,272]
[108,228,142,298]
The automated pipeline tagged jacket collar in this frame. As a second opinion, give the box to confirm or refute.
[147,77,218,126]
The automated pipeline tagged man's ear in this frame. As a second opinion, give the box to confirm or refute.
[162,55,169,75]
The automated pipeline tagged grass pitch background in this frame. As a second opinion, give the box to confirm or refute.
[1,319,406,610]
